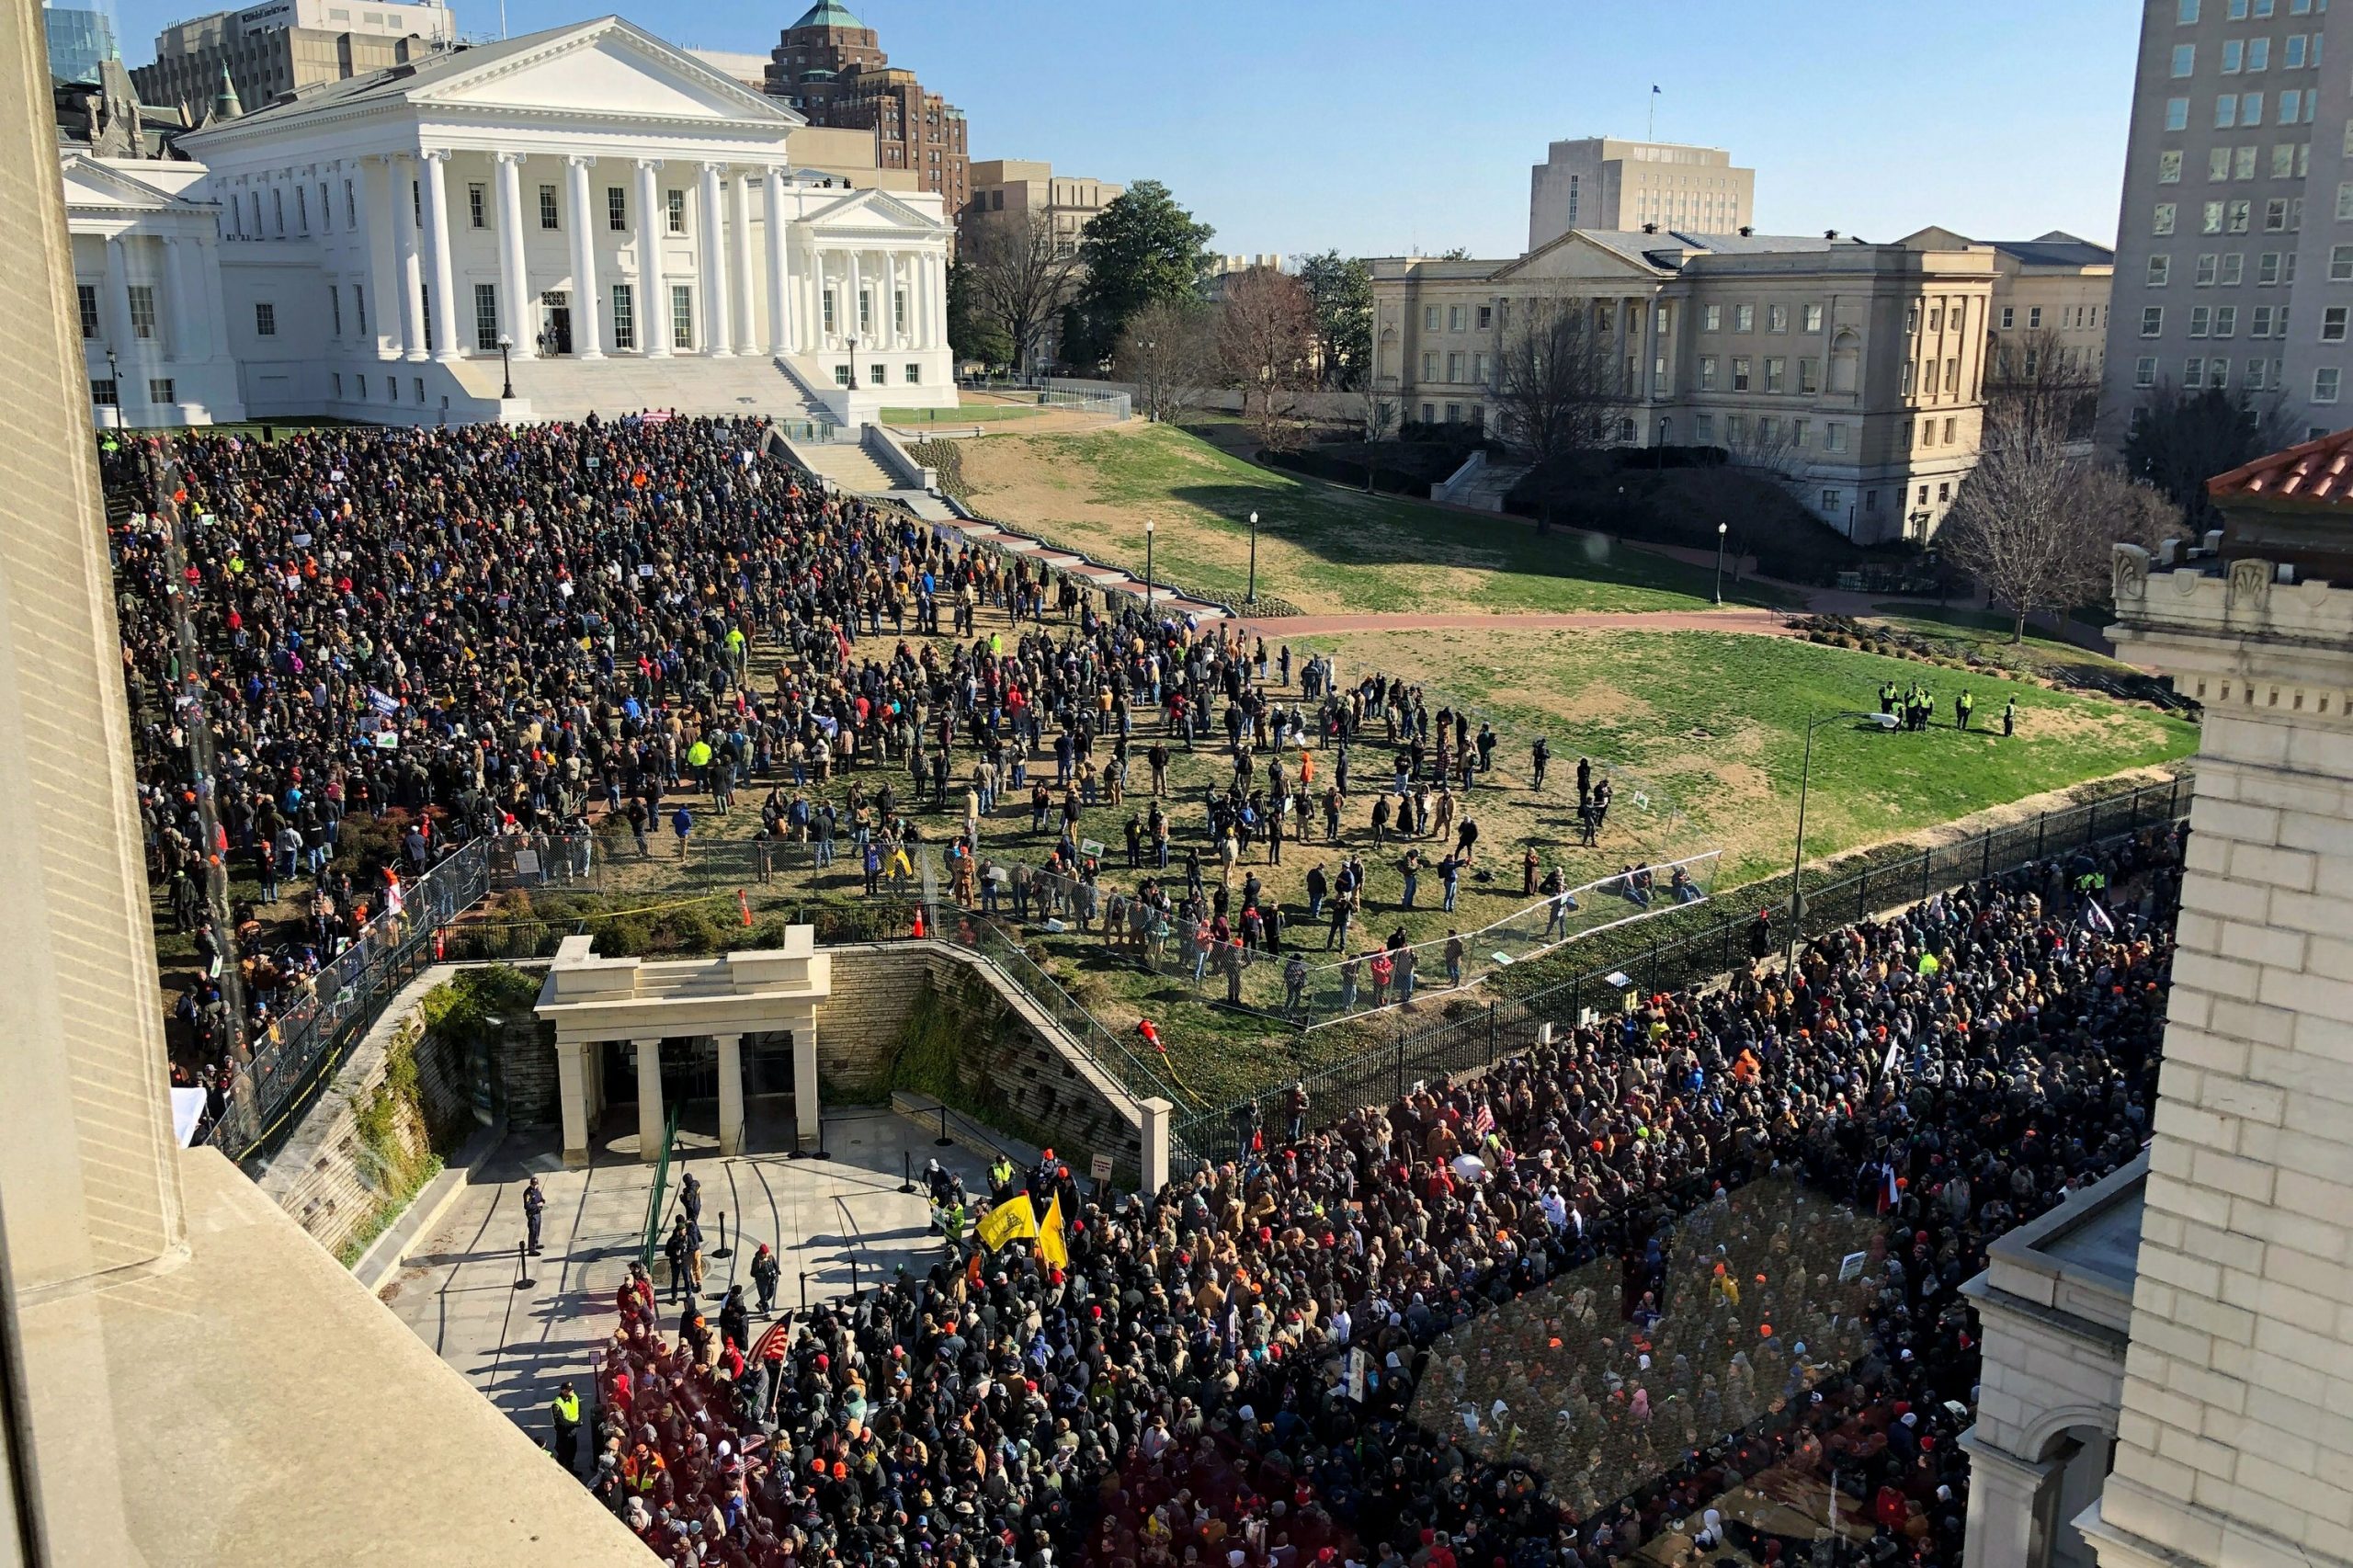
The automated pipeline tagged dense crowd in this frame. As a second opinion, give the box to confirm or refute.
[583,826,2180,1568]
[108,415,1651,1084]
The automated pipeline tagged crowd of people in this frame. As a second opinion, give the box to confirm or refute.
[577,823,2182,1568]
[99,417,2188,1563]
[108,414,1666,1089]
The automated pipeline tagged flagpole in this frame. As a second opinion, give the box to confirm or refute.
[1648,86,1657,141]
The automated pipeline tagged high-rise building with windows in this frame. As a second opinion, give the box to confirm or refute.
[761,1,969,214]
[131,0,455,121]
[1528,138,1755,251]
[45,0,121,84]
[2096,0,2353,453]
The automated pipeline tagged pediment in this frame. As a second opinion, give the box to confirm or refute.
[1494,230,1666,285]
[422,22,800,127]
[800,187,941,233]
[58,153,191,210]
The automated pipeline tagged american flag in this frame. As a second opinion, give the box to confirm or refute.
[638,409,675,425]
[1470,1105,1494,1138]
[750,1312,793,1362]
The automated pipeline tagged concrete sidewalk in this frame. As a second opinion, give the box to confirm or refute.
[380,1103,995,1442]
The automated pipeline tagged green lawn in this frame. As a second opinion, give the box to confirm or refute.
[955,423,1802,616]
[1315,626,2198,889]
[882,403,1046,424]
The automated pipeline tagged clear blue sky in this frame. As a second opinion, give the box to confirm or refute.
[109,0,2144,258]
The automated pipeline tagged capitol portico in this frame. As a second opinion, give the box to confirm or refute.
[151,14,953,426]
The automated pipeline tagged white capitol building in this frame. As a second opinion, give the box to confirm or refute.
[61,13,957,429]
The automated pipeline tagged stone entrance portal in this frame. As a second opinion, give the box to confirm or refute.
[534,927,832,1165]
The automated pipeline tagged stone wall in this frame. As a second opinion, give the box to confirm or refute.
[824,941,1146,1175]
[495,1015,561,1128]
[2090,557,2353,1568]
[256,963,481,1261]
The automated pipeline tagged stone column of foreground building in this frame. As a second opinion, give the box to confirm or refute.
[714,1033,745,1156]
[2082,491,2353,1568]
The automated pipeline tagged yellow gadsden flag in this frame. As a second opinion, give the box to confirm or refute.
[1038,1193,1070,1271]
[976,1198,1038,1252]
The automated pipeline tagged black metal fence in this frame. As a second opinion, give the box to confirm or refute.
[204,835,497,1162]
[1170,774,2190,1162]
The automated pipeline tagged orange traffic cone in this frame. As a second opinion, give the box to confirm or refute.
[911,906,926,938]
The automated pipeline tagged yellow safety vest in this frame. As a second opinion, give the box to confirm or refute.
[553,1392,581,1426]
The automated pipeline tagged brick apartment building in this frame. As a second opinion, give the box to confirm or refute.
[761,0,967,215]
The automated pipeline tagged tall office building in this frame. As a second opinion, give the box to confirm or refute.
[762,1,969,213]
[131,0,455,121]
[1528,138,1755,251]
[45,0,120,84]
[2096,0,2352,454]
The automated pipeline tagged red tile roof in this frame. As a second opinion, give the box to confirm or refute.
[2207,426,2353,506]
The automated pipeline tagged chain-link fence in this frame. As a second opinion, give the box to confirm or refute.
[1171,774,2189,1164]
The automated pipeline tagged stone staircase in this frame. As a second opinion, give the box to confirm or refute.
[796,442,899,495]
[453,352,837,425]
[1457,460,1530,511]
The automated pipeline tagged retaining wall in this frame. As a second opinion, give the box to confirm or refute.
[255,963,479,1261]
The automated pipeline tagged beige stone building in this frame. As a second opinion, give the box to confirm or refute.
[1911,226,2115,395]
[961,157,1120,255]
[2080,447,2353,1568]
[1369,227,1995,542]
[1528,137,1755,251]
[131,0,455,122]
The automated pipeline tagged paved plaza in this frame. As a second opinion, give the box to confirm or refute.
[381,1103,994,1440]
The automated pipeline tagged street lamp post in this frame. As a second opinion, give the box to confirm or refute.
[105,347,120,426]
[847,336,860,390]
[496,333,515,401]
[1785,709,1895,971]
[1143,519,1155,618]
[1246,510,1258,606]
[1713,521,1728,605]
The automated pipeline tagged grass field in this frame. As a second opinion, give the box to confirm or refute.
[953,422,1802,616]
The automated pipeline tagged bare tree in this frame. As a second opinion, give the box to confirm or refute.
[1945,399,2186,642]
[1116,300,1219,423]
[1493,295,1631,530]
[964,210,1087,378]
[1215,266,1318,453]
[1984,326,2099,442]
[1725,413,1802,479]
[1359,390,1398,493]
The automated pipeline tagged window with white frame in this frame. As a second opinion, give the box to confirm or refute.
[469,182,486,229]
[2317,366,2341,402]
[671,284,693,348]
[2148,256,2171,287]
[904,363,920,384]
[2135,356,2158,387]
[475,282,499,350]
[612,283,635,350]
[1802,302,1823,333]
[2142,305,2165,336]
[255,301,277,336]
[75,283,97,337]
[608,187,627,232]
[1825,422,1847,452]
[666,189,687,234]
[2155,204,2177,234]
[148,378,174,404]
[2324,305,2348,340]
[2160,150,2183,185]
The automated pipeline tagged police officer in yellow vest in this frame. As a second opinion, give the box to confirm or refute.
[988,1155,1017,1203]
[551,1380,583,1472]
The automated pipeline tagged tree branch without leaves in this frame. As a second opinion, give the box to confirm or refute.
[963,210,1087,377]
[1945,399,2183,642]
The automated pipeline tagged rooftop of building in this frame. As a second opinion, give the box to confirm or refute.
[787,0,864,30]
[2209,424,2353,509]
[1981,231,2113,267]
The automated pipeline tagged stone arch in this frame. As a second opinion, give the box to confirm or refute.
[2025,1405,2118,1461]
